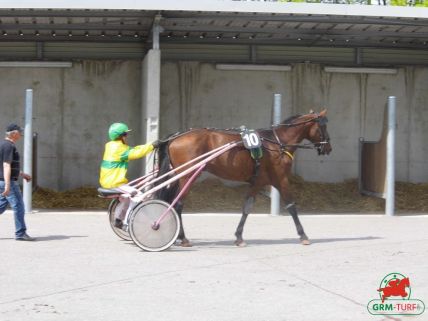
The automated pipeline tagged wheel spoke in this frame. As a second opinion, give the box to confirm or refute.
[129,200,180,252]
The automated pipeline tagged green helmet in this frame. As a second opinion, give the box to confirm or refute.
[108,122,131,140]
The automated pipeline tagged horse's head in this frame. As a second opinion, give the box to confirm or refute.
[307,109,332,155]
[401,278,410,287]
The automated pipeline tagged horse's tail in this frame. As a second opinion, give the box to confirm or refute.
[155,140,180,203]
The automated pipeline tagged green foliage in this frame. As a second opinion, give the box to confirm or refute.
[276,0,428,5]
[390,0,408,5]
[414,0,428,6]
[390,0,428,6]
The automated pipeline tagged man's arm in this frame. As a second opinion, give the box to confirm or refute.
[2,162,11,196]
[20,171,32,182]
[127,143,154,160]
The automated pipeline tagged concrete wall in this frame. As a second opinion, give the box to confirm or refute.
[160,62,428,183]
[1,60,427,190]
[0,61,142,190]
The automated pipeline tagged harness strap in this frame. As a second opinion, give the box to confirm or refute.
[269,128,294,161]
[249,158,260,185]
[272,127,284,148]
[283,150,294,160]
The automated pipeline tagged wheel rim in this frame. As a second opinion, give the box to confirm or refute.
[129,200,180,252]
[108,199,132,241]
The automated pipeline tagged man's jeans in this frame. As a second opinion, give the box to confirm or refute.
[0,180,27,237]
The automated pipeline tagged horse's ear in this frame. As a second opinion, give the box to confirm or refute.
[309,109,314,114]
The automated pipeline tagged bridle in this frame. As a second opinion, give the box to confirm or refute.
[266,114,330,155]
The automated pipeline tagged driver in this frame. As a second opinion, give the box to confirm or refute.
[99,122,159,228]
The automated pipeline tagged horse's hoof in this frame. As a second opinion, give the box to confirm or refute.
[235,240,247,247]
[301,239,311,245]
[181,240,192,247]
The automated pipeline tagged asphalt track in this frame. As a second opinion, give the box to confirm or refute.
[1,210,427,321]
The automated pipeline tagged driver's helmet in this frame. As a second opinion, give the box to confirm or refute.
[108,122,131,140]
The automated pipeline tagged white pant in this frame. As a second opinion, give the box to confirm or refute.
[114,197,130,221]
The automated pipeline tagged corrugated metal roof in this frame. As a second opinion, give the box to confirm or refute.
[0,5,426,63]
[0,8,426,49]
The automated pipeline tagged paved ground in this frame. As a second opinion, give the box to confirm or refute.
[0,210,427,321]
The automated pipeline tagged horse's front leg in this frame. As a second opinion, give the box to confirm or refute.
[285,202,310,245]
[278,178,310,245]
[235,183,263,247]
[234,194,255,247]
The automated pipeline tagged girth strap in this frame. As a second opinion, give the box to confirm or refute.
[249,158,260,186]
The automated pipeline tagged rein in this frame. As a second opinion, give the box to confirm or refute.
[157,128,201,145]
[158,113,329,156]
[275,116,323,128]
[262,136,317,150]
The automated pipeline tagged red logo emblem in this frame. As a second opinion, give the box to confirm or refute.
[378,277,410,303]
[367,272,425,316]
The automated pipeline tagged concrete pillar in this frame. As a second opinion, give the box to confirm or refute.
[141,49,161,174]
[271,94,281,216]
[23,89,33,213]
[386,96,396,216]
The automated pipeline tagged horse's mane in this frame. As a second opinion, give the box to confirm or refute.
[161,113,310,143]
[281,114,302,125]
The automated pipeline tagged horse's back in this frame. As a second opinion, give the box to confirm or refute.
[168,129,254,182]
[169,128,239,156]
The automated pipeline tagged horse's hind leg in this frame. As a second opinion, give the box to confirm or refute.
[234,193,256,247]
[175,200,192,247]
[286,202,310,245]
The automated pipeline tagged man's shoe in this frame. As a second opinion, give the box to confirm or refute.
[114,219,123,229]
[16,233,36,241]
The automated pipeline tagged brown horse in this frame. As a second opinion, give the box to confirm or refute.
[156,110,332,247]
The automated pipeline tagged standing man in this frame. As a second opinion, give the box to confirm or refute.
[0,123,35,241]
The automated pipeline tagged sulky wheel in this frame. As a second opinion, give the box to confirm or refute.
[108,199,132,241]
[129,199,180,252]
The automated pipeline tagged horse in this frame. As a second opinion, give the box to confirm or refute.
[155,110,332,247]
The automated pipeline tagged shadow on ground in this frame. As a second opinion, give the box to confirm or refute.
[30,235,88,242]
[183,236,381,247]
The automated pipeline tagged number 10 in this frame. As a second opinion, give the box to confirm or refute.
[243,133,260,147]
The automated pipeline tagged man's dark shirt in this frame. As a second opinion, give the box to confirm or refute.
[0,140,20,181]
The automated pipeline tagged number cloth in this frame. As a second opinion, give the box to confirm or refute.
[240,128,263,160]
[99,140,154,188]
